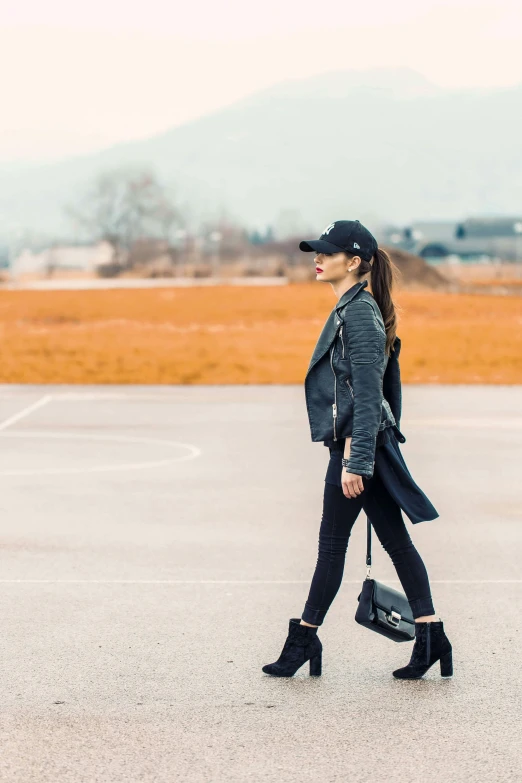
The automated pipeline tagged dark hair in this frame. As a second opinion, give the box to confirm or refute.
[345,247,402,358]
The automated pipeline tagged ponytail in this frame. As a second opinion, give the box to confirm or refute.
[346,246,402,357]
[370,247,402,357]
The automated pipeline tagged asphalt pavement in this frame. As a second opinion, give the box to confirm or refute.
[0,384,520,783]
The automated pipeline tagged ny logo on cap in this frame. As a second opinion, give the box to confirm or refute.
[322,222,336,236]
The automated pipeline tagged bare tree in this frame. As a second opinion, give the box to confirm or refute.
[66,168,182,267]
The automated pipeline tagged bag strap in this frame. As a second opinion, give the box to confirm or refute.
[366,515,372,579]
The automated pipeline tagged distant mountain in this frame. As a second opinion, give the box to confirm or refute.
[1,68,521,240]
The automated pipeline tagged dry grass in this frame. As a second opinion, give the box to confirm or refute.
[0,285,520,384]
[463,278,522,288]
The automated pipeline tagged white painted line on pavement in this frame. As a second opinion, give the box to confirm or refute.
[10,393,194,401]
[0,395,53,432]
[1,391,521,427]
[0,431,199,447]
[0,579,520,585]
[405,418,522,429]
[0,431,201,475]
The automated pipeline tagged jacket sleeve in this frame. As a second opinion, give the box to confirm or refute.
[382,335,402,429]
[344,301,387,478]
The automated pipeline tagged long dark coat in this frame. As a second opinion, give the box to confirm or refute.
[325,427,439,525]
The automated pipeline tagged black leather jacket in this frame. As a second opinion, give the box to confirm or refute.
[304,279,406,478]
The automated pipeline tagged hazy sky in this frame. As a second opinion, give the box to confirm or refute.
[2,0,522,162]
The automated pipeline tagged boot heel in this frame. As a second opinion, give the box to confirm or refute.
[309,653,322,676]
[440,651,453,678]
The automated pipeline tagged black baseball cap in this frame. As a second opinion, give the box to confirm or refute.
[299,219,378,262]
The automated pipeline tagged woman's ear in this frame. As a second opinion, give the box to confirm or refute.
[347,255,362,270]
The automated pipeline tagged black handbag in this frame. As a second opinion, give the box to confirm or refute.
[354,516,415,642]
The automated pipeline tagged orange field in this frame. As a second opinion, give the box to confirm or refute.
[0,285,520,384]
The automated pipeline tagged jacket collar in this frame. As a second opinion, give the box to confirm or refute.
[305,279,369,378]
[335,279,368,312]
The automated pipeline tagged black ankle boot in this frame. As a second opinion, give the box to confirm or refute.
[262,618,323,677]
[393,620,453,679]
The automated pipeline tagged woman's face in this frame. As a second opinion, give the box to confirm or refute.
[314,251,357,282]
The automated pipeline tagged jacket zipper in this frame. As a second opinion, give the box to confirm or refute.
[330,343,337,441]
[339,324,354,399]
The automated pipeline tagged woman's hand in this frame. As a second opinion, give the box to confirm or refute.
[341,436,364,497]
[341,471,365,498]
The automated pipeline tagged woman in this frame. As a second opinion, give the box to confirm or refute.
[262,219,453,680]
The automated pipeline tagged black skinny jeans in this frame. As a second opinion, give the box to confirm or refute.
[302,460,435,626]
